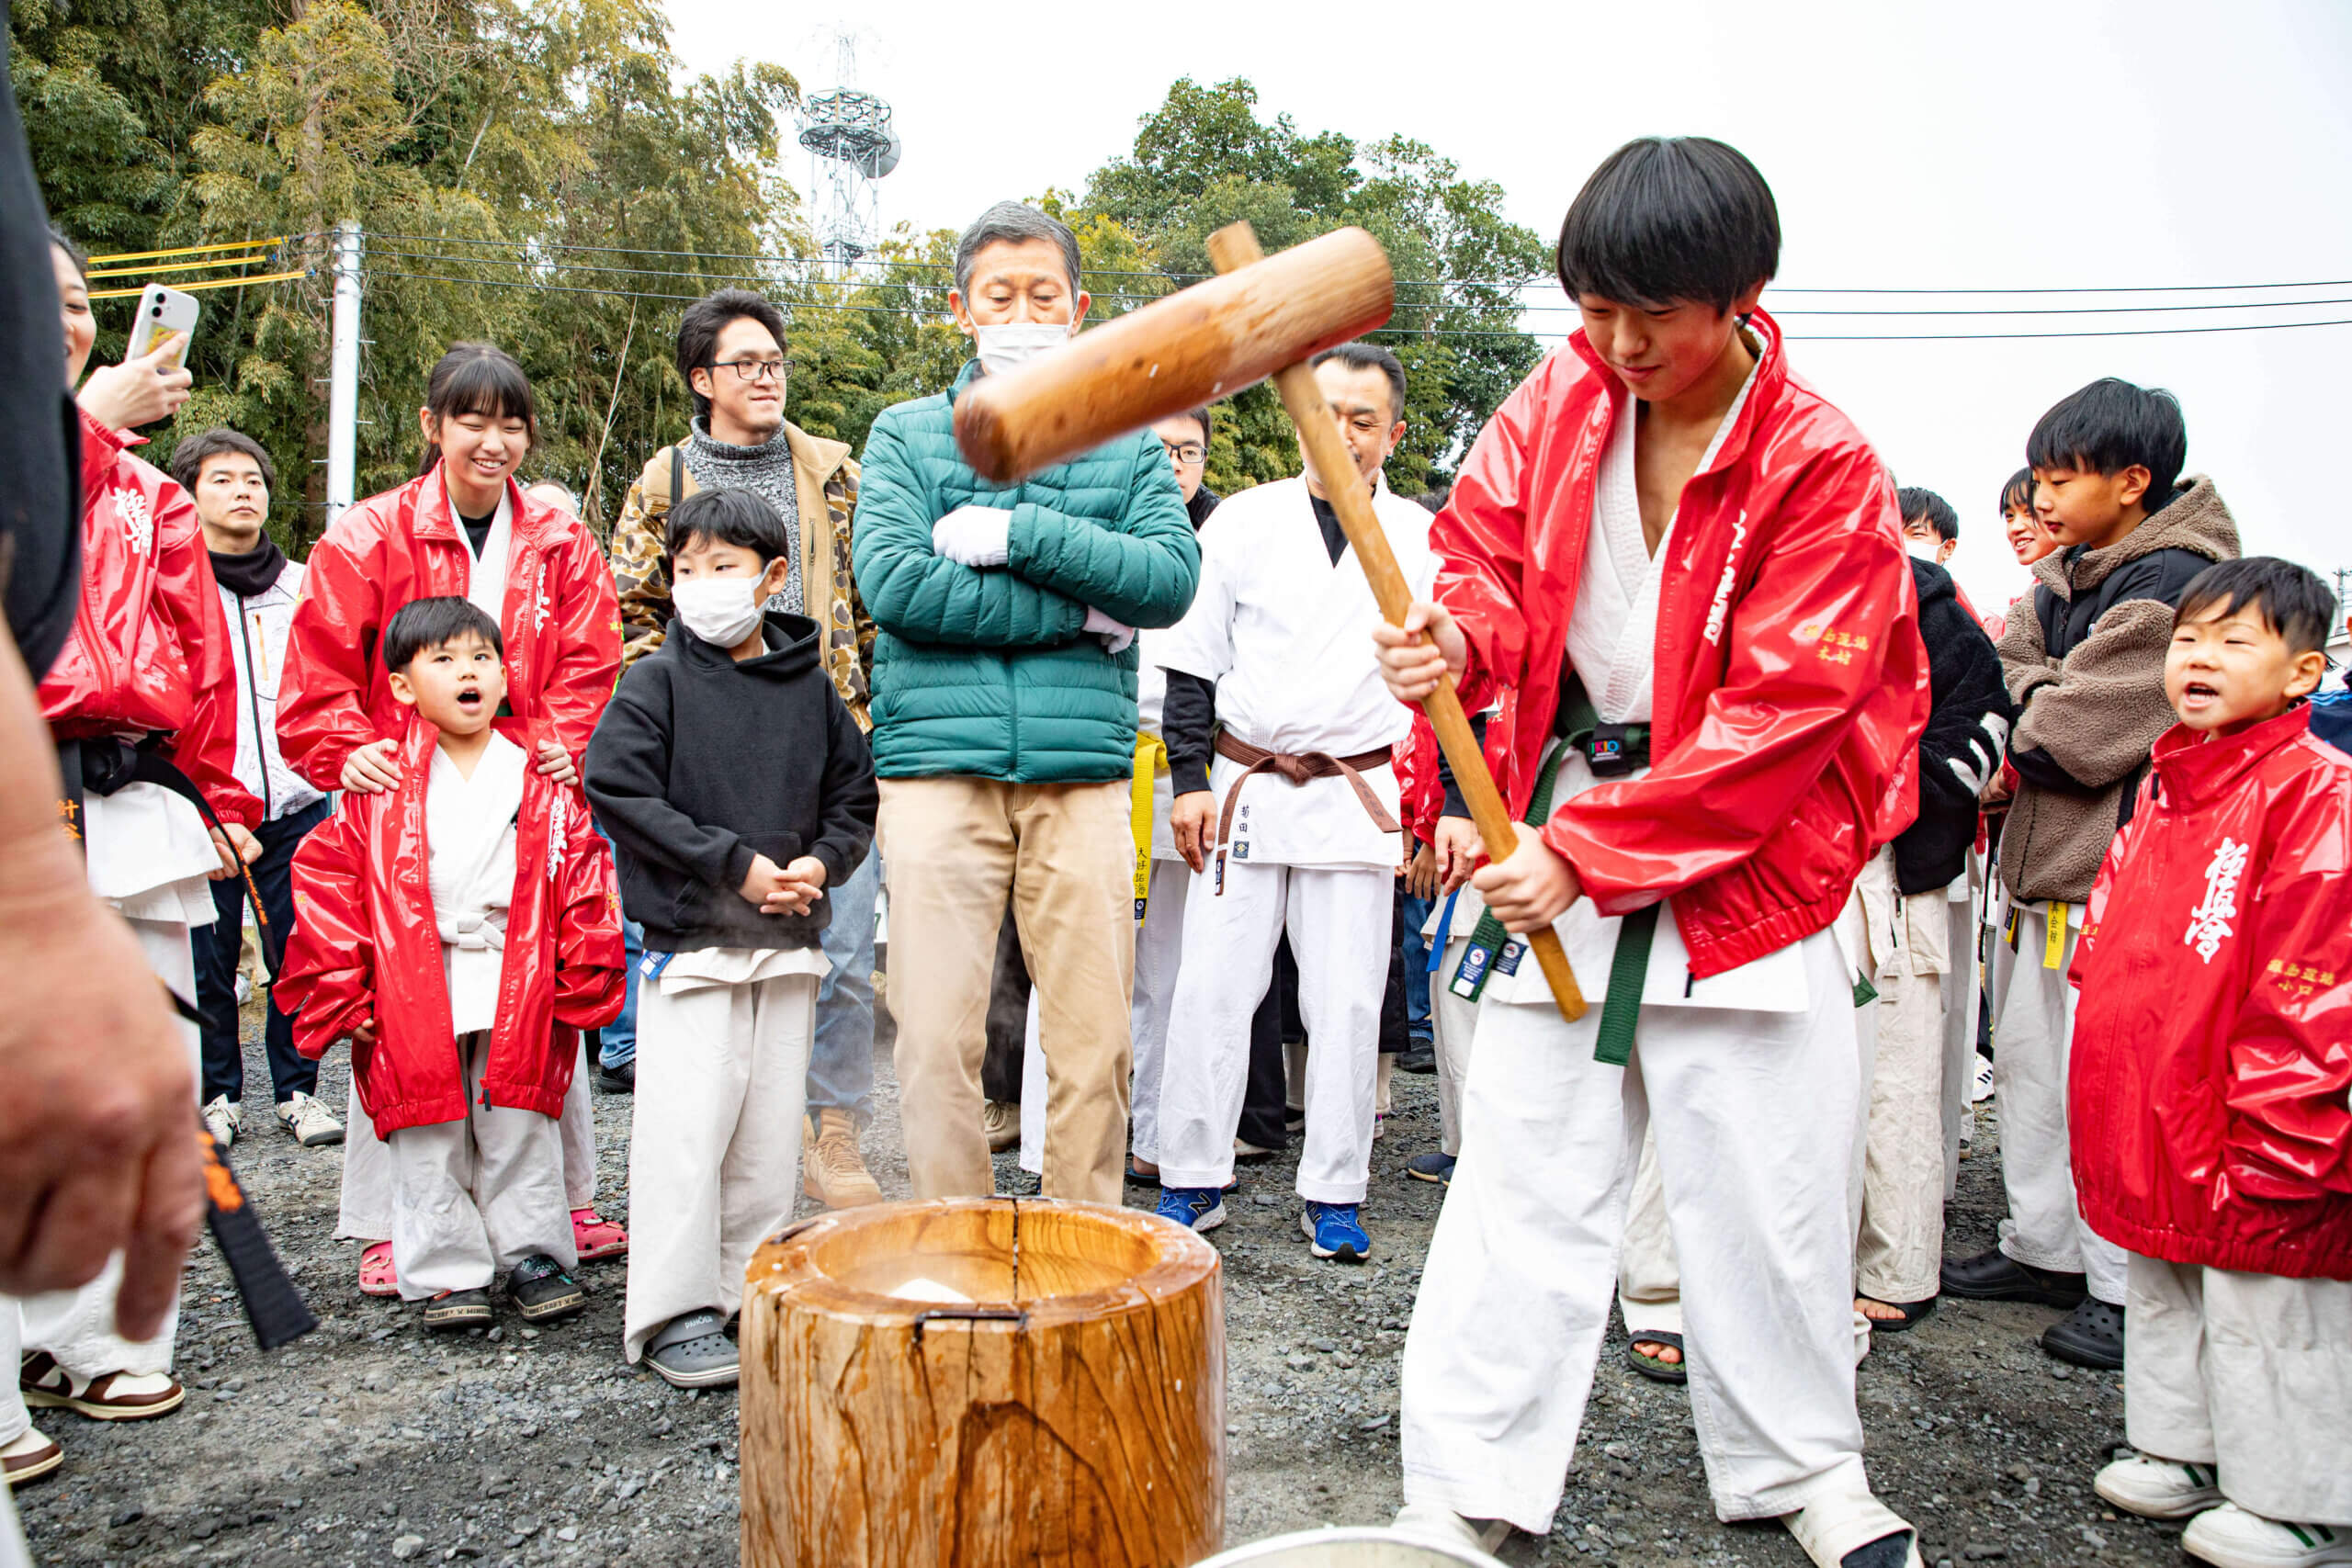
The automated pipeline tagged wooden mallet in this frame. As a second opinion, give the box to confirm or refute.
[952,221,1586,1022]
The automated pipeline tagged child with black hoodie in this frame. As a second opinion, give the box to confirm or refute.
[585,489,877,1388]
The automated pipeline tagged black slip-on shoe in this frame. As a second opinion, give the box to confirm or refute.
[1938,1247,2087,1308]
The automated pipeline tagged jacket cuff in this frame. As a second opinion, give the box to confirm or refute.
[718,835,758,894]
[810,841,855,892]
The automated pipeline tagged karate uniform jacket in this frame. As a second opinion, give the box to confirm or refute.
[2069,706,2352,1279]
[277,717,628,1137]
[39,409,260,828]
[276,467,622,791]
[1432,309,1927,977]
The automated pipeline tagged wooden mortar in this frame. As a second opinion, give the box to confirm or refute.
[741,1197,1225,1567]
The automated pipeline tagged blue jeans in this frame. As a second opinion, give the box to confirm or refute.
[1400,887,1437,1045]
[808,852,881,1124]
[594,821,641,1070]
[195,797,332,1103]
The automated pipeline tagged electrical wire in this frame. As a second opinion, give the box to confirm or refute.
[365,268,2352,343]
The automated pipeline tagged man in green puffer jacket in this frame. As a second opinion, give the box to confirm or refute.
[853,201,1200,1206]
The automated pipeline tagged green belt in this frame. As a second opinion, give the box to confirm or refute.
[1448,679,1656,1066]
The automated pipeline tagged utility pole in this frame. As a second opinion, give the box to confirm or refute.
[324,221,363,528]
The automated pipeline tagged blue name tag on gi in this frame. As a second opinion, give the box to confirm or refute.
[640,952,673,980]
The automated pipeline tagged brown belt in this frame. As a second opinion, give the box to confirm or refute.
[1211,732,1399,893]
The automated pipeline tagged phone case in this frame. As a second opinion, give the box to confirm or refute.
[125,285,199,370]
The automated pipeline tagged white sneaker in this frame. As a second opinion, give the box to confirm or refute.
[275,1090,345,1147]
[1393,1501,1510,1555]
[201,1096,241,1150]
[2095,1452,2223,1520]
[1971,1052,1995,1103]
[2184,1504,2352,1568]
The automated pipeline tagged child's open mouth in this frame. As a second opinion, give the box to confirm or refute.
[2182,681,2220,703]
[456,689,482,708]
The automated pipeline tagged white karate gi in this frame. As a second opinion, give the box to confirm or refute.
[1401,368,1880,1532]
[1855,852,1967,1305]
[1125,628,1193,1168]
[624,947,824,1362]
[18,784,215,1380]
[1988,895,2129,1303]
[1151,476,1432,1202]
[1420,886,1485,1158]
[386,736,572,1297]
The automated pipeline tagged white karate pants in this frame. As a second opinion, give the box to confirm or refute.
[341,1038,598,1241]
[1617,1132,1682,1340]
[1126,862,1192,1166]
[624,972,814,1362]
[20,917,197,1379]
[1429,927,1480,1157]
[1939,890,1983,1200]
[1857,887,1955,1304]
[1988,898,2128,1303]
[2125,1252,2352,1525]
[1401,929,1869,1533]
[1157,861,1388,1203]
[387,1032,573,1299]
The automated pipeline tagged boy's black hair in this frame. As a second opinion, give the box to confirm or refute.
[2027,378,2187,505]
[168,427,277,496]
[1999,467,2035,514]
[1182,405,1212,442]
[676,288,788,423]
[383,596,503,673]
[419,343,537,478]
[665,486,788,570]
[1897,486,1959,544]
[1308,341,1407,423]
[2175,558,2337,656]
[1555,137,1780,313]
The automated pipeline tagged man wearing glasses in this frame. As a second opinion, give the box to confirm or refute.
[607,288,885,1213]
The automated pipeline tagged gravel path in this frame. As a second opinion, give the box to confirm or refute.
[17,992,2184,1567]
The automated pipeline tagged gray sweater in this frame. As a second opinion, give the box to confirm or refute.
[682,418,803,615]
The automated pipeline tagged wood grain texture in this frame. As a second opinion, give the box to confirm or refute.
[952,226,1393,483]
[741,1198,1225,1568]
[1204,222,1586,1021]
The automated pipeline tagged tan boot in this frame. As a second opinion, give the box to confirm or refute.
[803,1110,884,1207]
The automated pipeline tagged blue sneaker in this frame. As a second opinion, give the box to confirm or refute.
[1156,1186,1227,1233]
[1404,1152,1455,1185]
[1301,1201,1371,1262]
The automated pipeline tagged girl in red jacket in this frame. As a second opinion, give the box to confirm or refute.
[278,599,626,1328]
[16,233,264,1434]
[277,344,626,1292]
[1373,140,1928,1568]
[2069,559,2352,1568]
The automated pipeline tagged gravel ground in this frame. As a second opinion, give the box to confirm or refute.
[17,987,2187,1568]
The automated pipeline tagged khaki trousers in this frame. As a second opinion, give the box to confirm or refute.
[1856,886,1955,1303]
[879,777,1136,1206]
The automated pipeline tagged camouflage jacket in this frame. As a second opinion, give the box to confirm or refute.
[608,422,872,730]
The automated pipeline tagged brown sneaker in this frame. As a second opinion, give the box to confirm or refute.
[982,1100,1020,1153]
[1,1427,62,1486]
[804,1110,883,1207]
[19,1353,184,1421]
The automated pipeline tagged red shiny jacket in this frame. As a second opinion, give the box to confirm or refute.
[277,468,621,792]
[39,411,260,827]
[2069,707,2352,1279]
[1433,310,1926,976]
[1394,712,1443,848]
[277,718,627,1136]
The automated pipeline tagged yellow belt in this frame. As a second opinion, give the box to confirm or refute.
[1130,730,1169,925]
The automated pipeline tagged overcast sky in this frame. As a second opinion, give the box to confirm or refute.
[667,0,2352,615]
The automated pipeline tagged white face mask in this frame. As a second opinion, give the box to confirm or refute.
[973,320,1074,376]
[1905,538,1944,563]
[673,577,765,648]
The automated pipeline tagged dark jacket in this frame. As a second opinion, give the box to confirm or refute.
[2309,680,2352,756]
[585,611,877,954]
[1995,476,2240,903]
[1898,558,2013,895]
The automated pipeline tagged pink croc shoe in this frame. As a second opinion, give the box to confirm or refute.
[571,1207,628,1262]
[358,1241,398,1298]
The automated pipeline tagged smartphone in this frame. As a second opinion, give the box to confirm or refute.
[125,283,199,369]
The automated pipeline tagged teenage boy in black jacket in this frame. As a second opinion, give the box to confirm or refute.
[585,489,876,1388]
[1853,489,2014,1332]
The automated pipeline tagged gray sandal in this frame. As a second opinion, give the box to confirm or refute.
[644,1309,739,1389]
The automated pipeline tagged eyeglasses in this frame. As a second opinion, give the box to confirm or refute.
[706,359,792,382]
[1159,441,1206,465]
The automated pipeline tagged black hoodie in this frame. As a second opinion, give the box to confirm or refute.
[1898,558,2013,895]
[586,610,877,953]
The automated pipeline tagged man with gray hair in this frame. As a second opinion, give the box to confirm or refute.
[852,201,1200,1205]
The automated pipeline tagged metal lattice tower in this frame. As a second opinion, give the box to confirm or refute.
[797,36,900,276]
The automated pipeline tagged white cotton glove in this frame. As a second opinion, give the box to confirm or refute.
[932,505,1012,567]
[1082,606,1136,654]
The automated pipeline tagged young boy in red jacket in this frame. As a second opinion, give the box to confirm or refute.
[279,599,627,1329]
[2067,558,2352,1568]
[1374,138,1928,1568]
